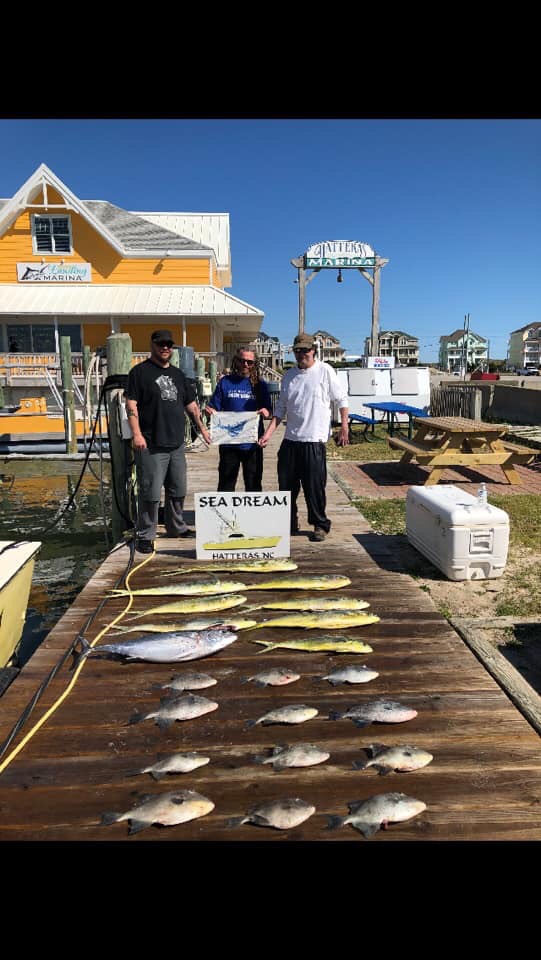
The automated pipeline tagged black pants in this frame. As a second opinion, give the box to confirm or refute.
[218,445,264,491]
[277,438,330,532]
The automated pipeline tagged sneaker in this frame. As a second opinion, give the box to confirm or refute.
[135,539,154,554]
[311,527,328,542]
[178,527,195,538]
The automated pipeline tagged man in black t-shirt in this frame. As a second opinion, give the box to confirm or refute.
[125,330,210,553]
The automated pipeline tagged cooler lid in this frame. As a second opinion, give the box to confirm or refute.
[405,484,509,525]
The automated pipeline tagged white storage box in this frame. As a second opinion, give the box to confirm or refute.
[405,484,509,581]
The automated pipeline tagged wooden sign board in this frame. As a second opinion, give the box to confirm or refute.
[195,491,291,560]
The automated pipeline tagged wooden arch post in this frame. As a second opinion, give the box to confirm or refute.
[291,244,388,355]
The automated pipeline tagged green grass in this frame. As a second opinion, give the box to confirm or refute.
[352,497,406,535]
[326,425,402,461]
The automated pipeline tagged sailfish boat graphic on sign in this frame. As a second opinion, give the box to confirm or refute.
[203,505,281,551]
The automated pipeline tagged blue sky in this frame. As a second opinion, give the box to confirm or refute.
[1,118,539,362]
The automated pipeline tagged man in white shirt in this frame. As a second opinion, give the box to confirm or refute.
[259,332,349,541]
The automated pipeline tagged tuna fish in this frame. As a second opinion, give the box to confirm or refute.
[127,595,247,619]
[101,789,214,834]
[161,559,298,576]
[245,704,318,727]
[253,743,330,770]
[129,693,219,729]
[156,670,218,691]
[243,574,351,591]
[111,579,246,597]
[78,628,237,664]
[251,612,380,630]
[329,699,418,727]
[111,617,256,634]
[141,752,211,779]
[227,798,316,830]
[318,664,380,685]
[352,743,433,775]
[252,636,373,654]
[241,667,301,687]
[327,793,427,838]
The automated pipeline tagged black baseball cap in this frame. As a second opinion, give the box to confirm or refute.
[151,329,175,344]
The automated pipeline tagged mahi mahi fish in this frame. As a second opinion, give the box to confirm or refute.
[130,692,219,728]
[161,559,298,576]
[326,793,427,838]
[244,596,370,612]
[253,743,330,770]
[243,574,351,592]
[141,752,211,779]
[101,789,214,835]
[252,636,373,654]
[78,628,237,663]
[127,595,247,619]
[111,617,256,634]
[251,612,380,630]
[245,704,318,727]
[352,743,433,775]
[111,579,246,597]
[329,698,418,727]
[227,798,316,830]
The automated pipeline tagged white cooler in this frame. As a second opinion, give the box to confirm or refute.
[405,484,509,581]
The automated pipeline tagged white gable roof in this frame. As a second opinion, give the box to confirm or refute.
[134,212,231,284]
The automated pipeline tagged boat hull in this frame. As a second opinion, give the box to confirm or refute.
[0,541,41,668]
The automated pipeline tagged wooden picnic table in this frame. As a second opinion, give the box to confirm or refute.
[388,415,538,486]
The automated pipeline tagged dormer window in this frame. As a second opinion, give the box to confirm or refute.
[32,215,72,254]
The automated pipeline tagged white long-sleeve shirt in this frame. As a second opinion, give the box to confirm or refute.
[274,358,349,442]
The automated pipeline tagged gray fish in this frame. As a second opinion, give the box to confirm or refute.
[228,797,316,830]
[101,789,214,835]
[141,752,211,779]
[253,743,330,770]
[352,743,433,775]
[318,665,379,685]
[78,628,237,664]
[329,699,417,728]
[129,693,218,729]
[245,704,318,728]
[157,670,218,692]
[327,792,426,838]
[241,667,301,687]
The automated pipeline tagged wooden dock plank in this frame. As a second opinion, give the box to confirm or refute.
[0,427,540,841]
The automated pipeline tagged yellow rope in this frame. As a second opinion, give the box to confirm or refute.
[0,548,155,775]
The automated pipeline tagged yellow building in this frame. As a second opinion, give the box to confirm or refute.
[0,163,264,367]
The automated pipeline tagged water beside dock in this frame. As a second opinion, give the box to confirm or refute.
[0,461,112,665]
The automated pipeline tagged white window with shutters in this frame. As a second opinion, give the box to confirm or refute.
[31,215,72,254]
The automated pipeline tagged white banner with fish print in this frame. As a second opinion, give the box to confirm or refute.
[195,491,291,560]
[209,410,260,445]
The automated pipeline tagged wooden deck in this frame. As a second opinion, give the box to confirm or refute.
[1,427,540,842]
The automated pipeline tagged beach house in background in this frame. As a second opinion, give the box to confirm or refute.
[507,322,541,372]
[313,330,346,364]
[252,331,286,370]
[439,328,488,373]
[363,330,419,366]
[0,163,264,384]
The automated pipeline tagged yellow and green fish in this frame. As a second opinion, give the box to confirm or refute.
[161,559,298,577]
[243,574,351,592]
[111,579,246,597]
[127,595,247,619]
[250,612,380,630]
[244,596,370,612]
[252,636,374,654]
[111,617,257,635]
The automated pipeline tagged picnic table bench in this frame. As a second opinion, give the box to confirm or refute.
[388,415,538,486]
